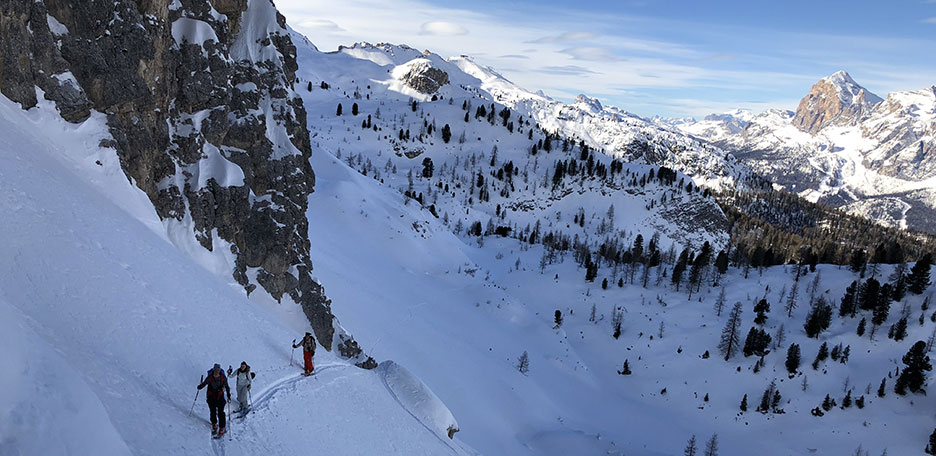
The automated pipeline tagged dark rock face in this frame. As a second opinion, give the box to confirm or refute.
[401,61,449,94]
[0,0,373,367]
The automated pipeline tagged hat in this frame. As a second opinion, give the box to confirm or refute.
[306,332,311,336]
[213,363,222,371]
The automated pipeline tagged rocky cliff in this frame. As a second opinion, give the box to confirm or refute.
[0,0,373,367]
[792,70,882,134]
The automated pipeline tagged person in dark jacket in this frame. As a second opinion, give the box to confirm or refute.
[197,363,231,435]
[292,332,316,375]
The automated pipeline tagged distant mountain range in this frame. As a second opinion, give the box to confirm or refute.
[657,71,936,232]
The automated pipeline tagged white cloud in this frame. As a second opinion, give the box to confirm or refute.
[298,19,344,31]
[419,21,468,36]
[923,17,936,23]
[559,46,625,62]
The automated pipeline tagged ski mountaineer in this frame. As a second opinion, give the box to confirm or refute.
[232,361,254,414]
[197,364,231,436]
[292,332,316,375]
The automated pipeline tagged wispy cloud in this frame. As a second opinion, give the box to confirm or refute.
[536,65,601,76]
[419,21,468,36]
[276,0,936,118]
[526,32,597,44]
[923,17,936,23]
[558,46,625,62]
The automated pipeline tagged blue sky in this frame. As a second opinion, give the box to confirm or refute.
[277,0,936,118]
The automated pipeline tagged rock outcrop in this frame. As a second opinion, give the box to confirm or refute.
[0,0,373,367]
[400,59,449,94]
[792,70,882,134]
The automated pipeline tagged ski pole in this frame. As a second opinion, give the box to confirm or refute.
[189,375,203,417]
[290,339,296,367]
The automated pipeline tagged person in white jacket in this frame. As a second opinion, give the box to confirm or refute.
[233,361,254,414]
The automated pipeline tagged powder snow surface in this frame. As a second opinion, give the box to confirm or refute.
[0,95,470,455]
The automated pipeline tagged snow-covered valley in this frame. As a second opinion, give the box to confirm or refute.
[2,1,936,455]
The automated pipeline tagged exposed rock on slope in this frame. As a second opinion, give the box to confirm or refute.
[399,59,449,94]
[0,0,372,366]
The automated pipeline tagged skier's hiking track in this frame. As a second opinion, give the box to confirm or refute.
[203,362,349,455]
[247,362,347,414]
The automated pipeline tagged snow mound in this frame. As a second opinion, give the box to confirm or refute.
[379,360,459,439]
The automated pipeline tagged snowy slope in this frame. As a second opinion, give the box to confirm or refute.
[283,32,936,454]
[293,33,729,252]
[0,95,472,455]
[300,137,936,455]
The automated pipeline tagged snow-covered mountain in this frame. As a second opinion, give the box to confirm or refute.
[4,2,936,455]
[667,71,936,231]
[282,34,936,455]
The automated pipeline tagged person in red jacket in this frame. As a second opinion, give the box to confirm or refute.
[293,332,316,375]
[197,363,231,436]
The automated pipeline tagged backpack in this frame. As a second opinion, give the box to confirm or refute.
[205,370,227,401]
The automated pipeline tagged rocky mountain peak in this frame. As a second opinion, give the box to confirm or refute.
[792,70,882,134]
[573,94,603,114]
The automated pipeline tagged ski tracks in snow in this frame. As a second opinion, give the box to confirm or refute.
[247,363,348,412]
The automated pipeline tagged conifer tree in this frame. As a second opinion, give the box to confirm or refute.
[740,394,748,412]
[895,341,932,395]
[336,103,343,116]
[804,296,833,338]
[714,287,727,317]
[672,251,688,291]
[857,317,867,336]
[753,298,770,325]
[516,351,530,374]
[785,343,801,374]
[812,342,829,370]
[839,281,858,317]
[860,278,880,311]
[618,359,631,375]
[743,327,771,357]
[684,435,698,456]
[822,394,833,411]
[719,302,743,361]
[909,253,933,295]
[441,124,452,143]
[877,378,886,397]
[925,428,936,455]
[351,102,359,116]
[703,433,718,456]
[892,317,908,341]
[714,250,729,285]
[554,310,563,328]
[785,280,799,317]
